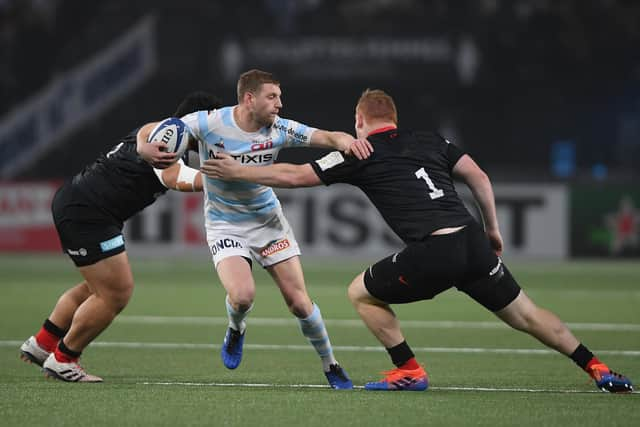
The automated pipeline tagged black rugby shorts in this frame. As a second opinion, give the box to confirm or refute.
[363,222,521,311]
[51,184,126,267]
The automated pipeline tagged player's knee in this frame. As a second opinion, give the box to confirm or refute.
[60,281,92,305]
[289,303,310,318]
[95,275,134,312]
[232,295,255,312]
[227,286,256,309]
[285,293,313,318]
[110,282,134,313]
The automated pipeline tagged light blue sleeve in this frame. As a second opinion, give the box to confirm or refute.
[180,111,202,140]
[274,117,317,147]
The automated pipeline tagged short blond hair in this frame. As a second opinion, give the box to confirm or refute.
[237,69,280,103]
[356,89,398,125]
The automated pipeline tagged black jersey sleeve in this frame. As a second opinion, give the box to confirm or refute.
[445,140,466,171]
[309,151,361,185]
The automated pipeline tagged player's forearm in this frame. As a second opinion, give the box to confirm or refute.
[234,164,305,188]
[312,130,353,151]
[136,123,156,159]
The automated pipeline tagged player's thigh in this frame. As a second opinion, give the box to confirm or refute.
[267,256,308,295]
[455,223,521,312]
[216,256,256,296]
[364,236,466,304]
[77,252,134,306]
[348,272,384,304]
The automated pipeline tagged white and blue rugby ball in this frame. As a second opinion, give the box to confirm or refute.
[147,117,190,159]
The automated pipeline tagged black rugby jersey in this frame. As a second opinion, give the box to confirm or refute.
[310,128,475,244]
[70,131,168,221]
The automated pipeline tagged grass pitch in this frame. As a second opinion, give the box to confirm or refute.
[0,255,638,426]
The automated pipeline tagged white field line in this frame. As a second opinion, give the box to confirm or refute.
[115,315,640,332]
[2,340,639,356]
[138,381,608,394]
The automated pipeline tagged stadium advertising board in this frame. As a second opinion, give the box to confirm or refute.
[571,184,640,257]
[457,184,568,258]
[219,37,474,85]
[277,184,568,259]
[0,182,60,251]
[124,184,568,259]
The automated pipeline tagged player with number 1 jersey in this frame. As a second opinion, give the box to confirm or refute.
[200,88,633,393]
[312,128,474,243]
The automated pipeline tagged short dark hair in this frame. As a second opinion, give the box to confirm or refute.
[237,69,279,103]
[174,91,222,117]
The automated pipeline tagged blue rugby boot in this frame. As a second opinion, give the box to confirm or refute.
[324,364,353,389]
[221,327,244,370]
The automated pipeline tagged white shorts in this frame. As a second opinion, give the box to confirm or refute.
[205,206,301,268]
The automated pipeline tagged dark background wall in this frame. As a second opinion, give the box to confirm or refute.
[2,0,639,181]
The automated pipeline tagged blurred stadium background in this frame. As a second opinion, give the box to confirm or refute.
[1,0,639,260]
[1,2,639,425]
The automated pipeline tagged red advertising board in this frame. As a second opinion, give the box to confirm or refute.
[0,182,61,252]
[182,193,206,244]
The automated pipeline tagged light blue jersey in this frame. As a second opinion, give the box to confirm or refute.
[181,107,316,223]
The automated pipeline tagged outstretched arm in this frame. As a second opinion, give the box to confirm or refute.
[310,130,373,160]
[200,153,321,188]
[452,154,503,255]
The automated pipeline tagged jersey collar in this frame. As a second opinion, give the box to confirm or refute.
[368,125,397,137]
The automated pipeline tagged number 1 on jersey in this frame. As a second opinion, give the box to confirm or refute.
[415,167,444,199]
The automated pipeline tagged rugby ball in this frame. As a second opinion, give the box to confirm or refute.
[147,117,190,159]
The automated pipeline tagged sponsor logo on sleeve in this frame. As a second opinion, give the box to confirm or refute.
[272,123,308,143]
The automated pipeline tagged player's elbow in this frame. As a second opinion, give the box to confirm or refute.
[468,171,494,198]
[475,169,491,186]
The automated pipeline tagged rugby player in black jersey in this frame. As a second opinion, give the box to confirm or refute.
[200,89,633,393]
[19,92,222,382]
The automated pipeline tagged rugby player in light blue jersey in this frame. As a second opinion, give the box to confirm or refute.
[137,69,372,389]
